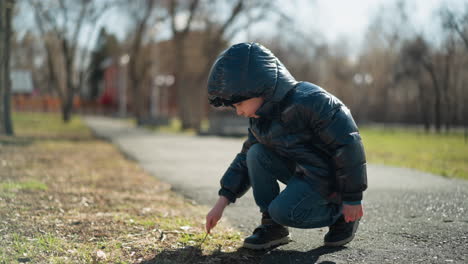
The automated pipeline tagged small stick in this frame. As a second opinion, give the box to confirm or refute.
[183,232,209,263]
[197,232,209,248]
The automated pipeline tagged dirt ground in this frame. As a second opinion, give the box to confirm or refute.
[0,116,256,264]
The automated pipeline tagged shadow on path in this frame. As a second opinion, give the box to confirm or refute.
[140,245,345,264]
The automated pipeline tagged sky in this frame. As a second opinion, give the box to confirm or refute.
[229,0,466,54]
[285,0,443,42]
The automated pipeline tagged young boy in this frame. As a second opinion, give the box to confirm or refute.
[205,42,367,250]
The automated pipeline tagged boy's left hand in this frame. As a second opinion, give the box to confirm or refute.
[343,204,364,222]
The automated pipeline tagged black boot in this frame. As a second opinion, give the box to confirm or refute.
[243,212,291,250]
[324,215,359,247]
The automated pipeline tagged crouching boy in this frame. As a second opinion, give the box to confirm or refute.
[205,42,367,249]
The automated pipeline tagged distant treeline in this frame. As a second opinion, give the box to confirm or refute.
[258,3,468,133]
[11,1,468,133]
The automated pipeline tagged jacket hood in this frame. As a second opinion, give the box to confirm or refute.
[207,42,298,108]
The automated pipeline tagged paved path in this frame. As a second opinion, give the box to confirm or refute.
[85,116,468,263]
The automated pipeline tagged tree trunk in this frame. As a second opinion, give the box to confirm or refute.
[442,42,455,133]
[433,87,442,133]
[134,83,143,125]
[61,81,75,123]
[62,92,74,123]
[60,37,75,123]
[127,2,154,127]
[0,0,14,136]
[465,126,467,144]
[418,83,431,133]
[128,52,147,126]
[134,80,146,126]
[129,56,144,126]
[423,61,442,133]
[173,35,197,130]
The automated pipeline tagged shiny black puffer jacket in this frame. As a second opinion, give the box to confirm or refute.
[207,42,367,203]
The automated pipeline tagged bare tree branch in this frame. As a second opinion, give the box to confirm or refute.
[58,0,69,35]
[169,0,177,34]
[218,0,244,37]
[442,8,468,50]
[182,0,201,35]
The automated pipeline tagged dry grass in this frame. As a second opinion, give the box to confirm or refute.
[0,112,262,264]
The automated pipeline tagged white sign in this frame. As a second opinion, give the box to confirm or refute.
[11,70,34,94]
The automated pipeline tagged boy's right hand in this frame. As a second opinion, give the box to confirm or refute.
[205,196,230,233]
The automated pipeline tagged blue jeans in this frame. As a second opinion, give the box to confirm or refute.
[246,144,342,228]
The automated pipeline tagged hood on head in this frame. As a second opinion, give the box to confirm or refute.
[207,42,297,107]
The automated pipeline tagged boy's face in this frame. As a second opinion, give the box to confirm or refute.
[232,97,264,118]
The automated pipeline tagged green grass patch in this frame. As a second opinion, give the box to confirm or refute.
[12,112,91,138]
[4,233,67,263]
[35,233,65,254]
[361,126,468,180]
[0,180,48,192]
[156,216,193,230]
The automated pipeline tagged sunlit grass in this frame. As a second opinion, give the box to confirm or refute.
[361,126,468,180]
[0,180,48,192]
[12,111,91,138]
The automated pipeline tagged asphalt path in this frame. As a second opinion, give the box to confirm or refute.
[85,116,468,264]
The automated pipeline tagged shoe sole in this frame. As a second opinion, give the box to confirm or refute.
[242,236,291,250]
[324,234,355,247]
[324,221,359,247]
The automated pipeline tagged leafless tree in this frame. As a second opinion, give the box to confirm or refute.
[30,5,61,99]
[398,37,434,131]
[167,0,202,130]
[0,0,15,135]
[29,0,110,122]
[168,0,281,130]
[440,6,468,136]
[123,0,166,125]
[440,35,457,132]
